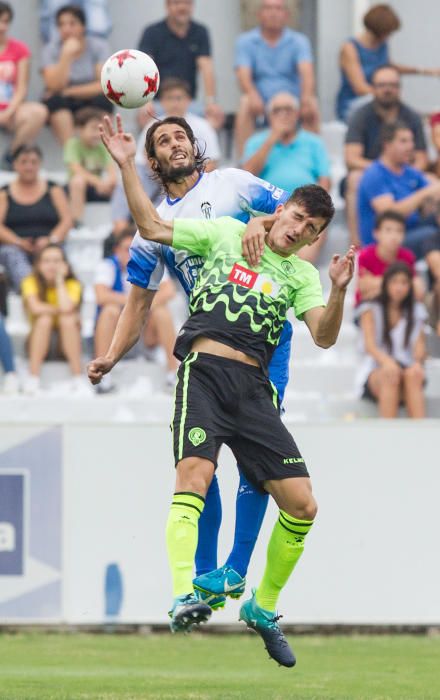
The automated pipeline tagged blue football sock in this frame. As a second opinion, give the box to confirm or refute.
[195,473,222,576]
[225,470,269,578]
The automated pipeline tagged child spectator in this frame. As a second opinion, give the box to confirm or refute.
[41,4,112,144]
[21,244,83,394]
[0,2,48,168]
[94,229,178,392]
[64,107,116,226]
[0,145,72,291]
[355,210,424,307]
[356,262,426,418]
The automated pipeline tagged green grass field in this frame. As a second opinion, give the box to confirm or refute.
[0,632,439,700]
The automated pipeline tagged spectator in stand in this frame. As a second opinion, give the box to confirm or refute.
[356,262,426,418]
[234,0,319,158]
[138,0,224,130]
[112,78,221,235]
[21,243,83,395]
[337,3,440,123]
[41,4,112,145]
[94,229,178,392]
[355,210,424,308]
[344,64,428,246]
[39,0,112,43]
[64,107,117,226]
[242,91,330,262]
[0,2,48,168]
[0,264,18,392]
[357,122,440,258]
[0,145,72,292]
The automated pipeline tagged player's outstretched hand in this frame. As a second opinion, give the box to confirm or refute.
[99,114,136,168]
[329,245,356,290]
[242,217,267,267]
[87,356,114,385]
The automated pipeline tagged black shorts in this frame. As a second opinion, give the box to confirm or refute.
[86,184,111,203]
[171,352,309,490]
[43,93,113,115]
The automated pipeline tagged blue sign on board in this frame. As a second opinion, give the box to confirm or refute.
[0,474,24,576]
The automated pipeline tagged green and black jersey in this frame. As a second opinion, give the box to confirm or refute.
[172,216,325,373]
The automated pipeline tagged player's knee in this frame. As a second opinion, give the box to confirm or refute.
[100,303,121,320]
[284,494,318,522]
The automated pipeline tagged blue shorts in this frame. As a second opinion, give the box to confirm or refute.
[268,320,292,404]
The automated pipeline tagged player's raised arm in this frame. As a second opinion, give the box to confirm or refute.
[99,114,173,244]
[303,245,355,348]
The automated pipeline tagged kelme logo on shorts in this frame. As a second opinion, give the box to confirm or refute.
[281,260,294,276]
[188,427,207,446]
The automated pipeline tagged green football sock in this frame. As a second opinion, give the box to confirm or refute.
[256,510,314,612]
[166,492,205,597]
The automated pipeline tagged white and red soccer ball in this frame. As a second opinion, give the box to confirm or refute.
[101,49,160,109]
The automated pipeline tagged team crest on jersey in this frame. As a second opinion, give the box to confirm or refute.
[228,263,280,297]
[201,201,213,219]
[174,252,204,288]
[281,260,294,276]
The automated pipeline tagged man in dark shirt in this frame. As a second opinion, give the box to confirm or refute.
[343,64,427,246]
[138,0,224,128]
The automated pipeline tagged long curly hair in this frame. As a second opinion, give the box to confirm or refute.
[379,262,414,352]
[144,116,208,194]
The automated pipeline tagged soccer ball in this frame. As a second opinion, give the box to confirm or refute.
[100,49,160,109]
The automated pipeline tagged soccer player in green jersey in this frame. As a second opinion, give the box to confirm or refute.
[100,115,355,667]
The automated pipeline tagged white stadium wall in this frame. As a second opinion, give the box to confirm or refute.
[0,421,439,625]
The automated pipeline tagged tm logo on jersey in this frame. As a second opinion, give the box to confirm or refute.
[228,263,280,298]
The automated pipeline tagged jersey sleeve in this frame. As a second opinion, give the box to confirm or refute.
[226,168,290,216]
[291,264,325,320]
[127,234,164,291]
[172,217,229,255]
[94,258,116,287]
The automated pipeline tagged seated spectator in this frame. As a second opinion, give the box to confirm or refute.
[21,243,83,395]
[355,211,424,307]
[39,0,111,43]
[0,2,48,168]
[41,4,112,145]
[234,0,319,158]
[242,91,330,262]
[356,262,426,418]
[337,4,440,123]
[64,107,116,226]
[344,64,428,246]
[357,122,440,258]
[138,0,224,130]
[112,78,221,235]
[0,145,72,292]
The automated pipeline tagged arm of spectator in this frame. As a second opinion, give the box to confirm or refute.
[344,143,372,171]
[197,56,224,125]
[94,284,127,307]
[412,328,427,363]
[371,180,440,217]
[55,266,79,313]
[392,63,440,77]
[48,185,72,243]
[88,284,155,383]
[61,61,103,99]
[339,42,373,97]
[236,66,265,116]
[69,161,103,189]
[318,176,331,191]
[0,191,33,252]
[241,131,278,175]
[297,60,316,112]
[24,293,56,317]
[358,271,382,300]
[42,37,81,92]
[413,275,426,301]
[152,278,176,307]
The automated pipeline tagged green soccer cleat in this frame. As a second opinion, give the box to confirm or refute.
[193,565,246,601]
[194,587,227,610]
[168,593,212,633]
[239,589,296,668]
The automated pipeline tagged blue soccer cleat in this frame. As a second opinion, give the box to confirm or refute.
[194,587,227,610]
[168,593,212,633]
[239,589,296,668]
[193,565,246,601]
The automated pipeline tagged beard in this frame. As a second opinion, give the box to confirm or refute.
[157,157,197,185]
[376,95,399,110]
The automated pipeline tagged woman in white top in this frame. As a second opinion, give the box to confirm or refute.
[357,262,426,418]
